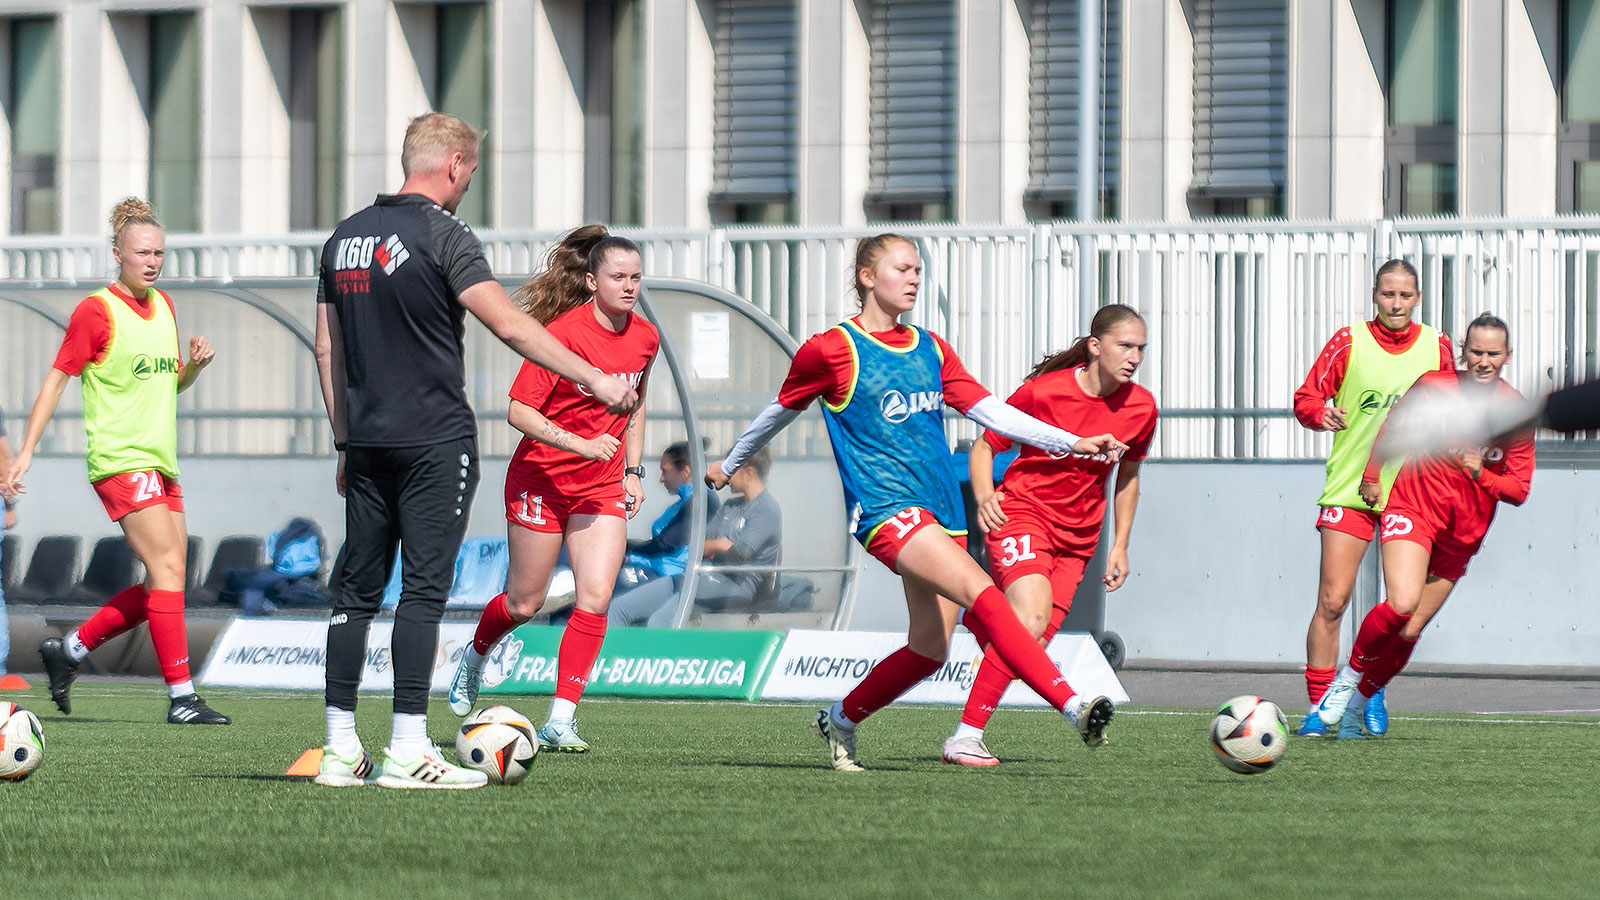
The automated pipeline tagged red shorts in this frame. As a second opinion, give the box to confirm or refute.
[504,473,627,535]
[983,508,1092,603]
[862,507,966,572]
[92,470,184,521]
[1314,505,1379,541]
[1378,501,1487,582]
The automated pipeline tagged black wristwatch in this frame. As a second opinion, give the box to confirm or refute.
[624,465,647,479]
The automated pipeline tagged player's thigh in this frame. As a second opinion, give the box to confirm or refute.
[564,512,628,613]
[896,524,995,608]
[119,503,187,588]
[505,523,566,615]
[1316,524,1371,611]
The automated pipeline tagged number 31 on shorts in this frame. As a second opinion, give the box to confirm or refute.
[997,534,1036,568]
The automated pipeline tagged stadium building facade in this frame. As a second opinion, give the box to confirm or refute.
[0,0,1597,238]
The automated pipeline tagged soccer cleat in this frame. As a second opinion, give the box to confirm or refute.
[1315,671,1360,726]
[941,735,1000,767]
[814,707,864,772]
[375,745,488,790]
[1364,687,1389,735]
[537,718,591,753]
[313,746,376,787]
[1337,701,1366,740]
[168,693,232,725]
[1068,695,1115,749]
[1295,714,1330,738]
[38,637,80,714]
[447,657,481,717]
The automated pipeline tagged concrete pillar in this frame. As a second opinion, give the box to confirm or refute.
[795,0,870,226]
[1287,0,1385,219]
[955,0,1028,223]
[641,0,714,228]
[1121,0,1192,222]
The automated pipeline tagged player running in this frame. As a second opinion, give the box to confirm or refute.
[4,197,229,725]
[1314,313,1533,735]
[707,233,1128,772]
[941,304,1158,766]
[447,226,657,752]
[1292,260,1453,737]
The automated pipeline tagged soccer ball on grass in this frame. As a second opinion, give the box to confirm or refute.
[1208,695,1287,775]
[455,705,538,785]
[0,702,45,782]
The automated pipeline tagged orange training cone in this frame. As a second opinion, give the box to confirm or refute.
[286,747,324,777]
[0,674,30,691]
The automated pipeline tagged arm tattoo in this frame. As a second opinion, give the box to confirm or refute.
[538,420,577,451]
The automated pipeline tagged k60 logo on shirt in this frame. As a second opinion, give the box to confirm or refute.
[332,234,410,275]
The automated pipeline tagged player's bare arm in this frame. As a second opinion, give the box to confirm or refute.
[314,303,349,497]
[1104,459,1142,591]
[509,399,618,461]
[175,335,214,392]
[4,368,71,495]
[966,438,1007,533]
[623,402,647,517]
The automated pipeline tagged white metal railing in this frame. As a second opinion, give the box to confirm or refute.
[6,217,1599,459]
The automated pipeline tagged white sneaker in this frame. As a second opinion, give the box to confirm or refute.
[313,745,376,788]
[814,707,863,772]
[447,657,481,718]
[375,745,488,790]
[941,735,1000,767]
[1316,672,1360,726]
[537,718,591,753]
[1067,695,1115,749]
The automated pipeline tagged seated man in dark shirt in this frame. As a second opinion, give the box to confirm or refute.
[608,447,780,627]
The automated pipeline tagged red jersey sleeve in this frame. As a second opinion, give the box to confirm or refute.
[508,358,558,410]
[1294,328,1352,429]
[776,330,849,410]
[1435,332,1456,371]
[53,296,114,375]
[1476,429,1535,506]
[981,379,1035,453]
[929,332,991,414]
[1124,400,1160,462]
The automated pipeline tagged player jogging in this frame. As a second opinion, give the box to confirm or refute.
[447,226,657,753]
[707,233,1128,772]
[1314,313,1533,734]
[942,304,1158,766]
[4,198,229,725]
[1293,260,1453,738]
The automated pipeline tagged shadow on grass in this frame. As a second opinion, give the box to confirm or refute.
[196,773,313,783]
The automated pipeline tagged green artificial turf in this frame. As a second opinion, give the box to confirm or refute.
[2,683,1596,900]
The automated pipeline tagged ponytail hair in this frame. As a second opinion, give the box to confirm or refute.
[110,197,160,245]
[1028,304,1145,380]
[512,224,643,324]
[1373,258,1419,292]
[850,233,915,308]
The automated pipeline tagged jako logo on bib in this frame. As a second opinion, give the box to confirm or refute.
[879,390,941,423]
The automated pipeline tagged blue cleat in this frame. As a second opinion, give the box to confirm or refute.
[1295,713,1329,738]
[1337,702,1365,740]
[1364,687,1389,735]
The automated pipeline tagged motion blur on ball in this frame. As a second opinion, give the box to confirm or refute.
[0,702,45,782]
[455,705,538,785]
[1209,696,1288,775]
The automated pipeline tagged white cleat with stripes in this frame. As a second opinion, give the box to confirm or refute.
[375,745,488,790]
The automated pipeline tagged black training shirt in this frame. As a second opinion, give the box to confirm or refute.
[317,193,494,447]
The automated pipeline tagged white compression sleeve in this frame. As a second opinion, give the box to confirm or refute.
[966,395,1084,455]
[721,398,802,476]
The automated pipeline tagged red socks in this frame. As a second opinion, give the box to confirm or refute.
[76,584,150,650]
[959,604,1068,730]
[472,593,522,656]
[1350,602,1408,675]
[1305,666,1335,706]
[839,647,943,723]
[554,608,608,704]
[145,589,192,685]
[967,586,1074,712]
[1360,636,1419,696]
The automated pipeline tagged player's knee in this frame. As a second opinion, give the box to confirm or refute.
[1315,593,1351,619]
[505,589,546,619]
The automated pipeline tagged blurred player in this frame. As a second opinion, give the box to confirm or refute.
[4,198,228,724]
[707,233,1128,772]
[1315,314,1533,736]
[1292,260,1453,737]
[315,115,637,789]
[447,226,657,753]
[941,304,1158,766]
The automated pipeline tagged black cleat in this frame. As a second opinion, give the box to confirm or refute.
[168,693,232,725]
[38,637,80,715]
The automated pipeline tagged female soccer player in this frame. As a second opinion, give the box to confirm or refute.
[1292,260,1454,737]
[1314,314,1533,735]
[708,233,1128,771]
[941,304,1158,766]
[447,225,657,752]
[4,198,228,724]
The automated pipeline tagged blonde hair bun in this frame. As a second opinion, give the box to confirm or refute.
[110,197,160,242]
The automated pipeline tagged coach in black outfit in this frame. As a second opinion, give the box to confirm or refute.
[313,112,637,788]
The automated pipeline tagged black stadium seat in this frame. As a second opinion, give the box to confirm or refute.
[1,532,19,595]
[9,535,81,604]
[185,535,204,594]
[188,535,264,606]
[59,536,139,605]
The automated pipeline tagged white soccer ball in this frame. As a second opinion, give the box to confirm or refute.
[456,705,538,785]
[1209,695,1288,775]
[0,702,45,782]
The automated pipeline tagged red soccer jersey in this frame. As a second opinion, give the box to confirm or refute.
[507,302,659,493]
[1368,370,1534,526]
[982,367,1159,534]
[54,285,179,375]
[775,317,990,412]
[1293,319,1455,429]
